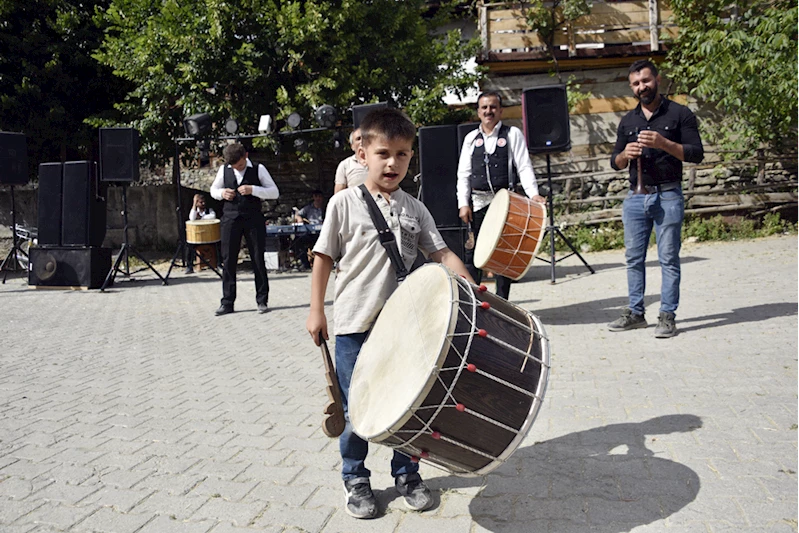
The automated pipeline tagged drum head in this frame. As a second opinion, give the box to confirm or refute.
[188,220,218,226]
[349,264,460,440]
[473,189,510,269]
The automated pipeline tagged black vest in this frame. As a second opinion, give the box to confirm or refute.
[469,125,516,191]
[222,163,262,218]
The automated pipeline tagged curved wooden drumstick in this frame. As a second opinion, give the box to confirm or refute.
[319,338,346,438]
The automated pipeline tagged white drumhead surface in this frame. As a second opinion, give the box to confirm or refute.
[473,189,510,268]
[186,219,218,226]
[349,264,459,440]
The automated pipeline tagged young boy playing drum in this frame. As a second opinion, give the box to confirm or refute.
[306,108,473,519]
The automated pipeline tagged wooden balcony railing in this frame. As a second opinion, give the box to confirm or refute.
[479,0,678,61]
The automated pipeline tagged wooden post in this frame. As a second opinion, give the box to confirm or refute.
[480,4,489,61]
[756,148,765,185]
[649,0,659,51]
[567,21,576,57]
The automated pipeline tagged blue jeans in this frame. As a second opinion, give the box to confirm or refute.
[335,333,418,481]
[622,188,684,316]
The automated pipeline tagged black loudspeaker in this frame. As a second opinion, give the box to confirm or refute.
[522,85,571,153]
[99,127,140,182]
[419,124,461,228]
[0,132,28,185]
[352,102,389,129]
[437,226,467,263]
[28,246,112,289]
[37,163,63,246]
[62,161,107,247]
[457,122,480,154]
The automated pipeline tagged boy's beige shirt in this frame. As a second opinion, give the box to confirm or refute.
[313,186,446,335]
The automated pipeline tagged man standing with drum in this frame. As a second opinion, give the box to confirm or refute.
[457,91,545,300]
[607,59,704,338]
[210,143,279,316]
[184,193,216,274]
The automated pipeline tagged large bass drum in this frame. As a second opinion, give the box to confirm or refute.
[349,263,550,476]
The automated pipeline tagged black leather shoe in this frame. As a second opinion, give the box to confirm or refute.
[257,303,269,314]
[215,305,234,316]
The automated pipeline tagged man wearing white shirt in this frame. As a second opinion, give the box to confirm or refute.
[185,193,217,274]
[333,128,368,194]
[456,92,545,300]
[210,143,279,315]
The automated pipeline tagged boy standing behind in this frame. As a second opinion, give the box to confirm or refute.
[307,109,473,519]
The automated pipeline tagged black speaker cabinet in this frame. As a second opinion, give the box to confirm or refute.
[28,246,112,289]
[99,127,140,182]
[37,163,63,246]
[352,102,390,129]
[457,122,480,154]
[0,132,28,185]
[419,124,461,228]
[62,161,107,247]
[522,85,571,153]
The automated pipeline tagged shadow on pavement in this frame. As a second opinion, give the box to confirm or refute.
[678,302,798,333]
[520,255,708,284]
[531,295,662,326]
[428,415,703,531]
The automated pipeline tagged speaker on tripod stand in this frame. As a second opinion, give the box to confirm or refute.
[0,132,29,283]
[98,127,167,290]
[522,85,594,283]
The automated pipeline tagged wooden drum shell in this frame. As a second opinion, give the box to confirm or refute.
[185,220,221,244]
[473,190,546,281]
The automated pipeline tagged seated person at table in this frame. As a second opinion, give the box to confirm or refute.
[293,190,325,269]
[185,193,217,274]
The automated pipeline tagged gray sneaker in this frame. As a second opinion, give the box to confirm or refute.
[608,308,647,331]
[343,477,378,519]
[655,311,677,338]
[395,473,433,511]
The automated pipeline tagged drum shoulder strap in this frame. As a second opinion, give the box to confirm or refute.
[358,184,408,283]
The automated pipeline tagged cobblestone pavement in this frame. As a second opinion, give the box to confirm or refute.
[0,236,796,533]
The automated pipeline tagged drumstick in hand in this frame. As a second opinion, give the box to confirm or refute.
[319,338,346,438]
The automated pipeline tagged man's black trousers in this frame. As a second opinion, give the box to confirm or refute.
[220,213,269,308]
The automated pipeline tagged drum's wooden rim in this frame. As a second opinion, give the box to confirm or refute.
[185,219,220,226]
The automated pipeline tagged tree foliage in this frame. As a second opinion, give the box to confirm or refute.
[93,0,482,166]
[664,0,797,154]
[0,0,130,176]
[524,0,592,80]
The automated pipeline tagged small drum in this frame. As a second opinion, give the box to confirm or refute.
[349,263,550,477]
[185,219,221,244]
[474,189,546,280]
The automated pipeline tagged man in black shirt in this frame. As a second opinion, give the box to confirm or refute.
[607,59,704,338]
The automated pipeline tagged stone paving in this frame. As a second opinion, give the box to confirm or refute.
[0,235,796,533]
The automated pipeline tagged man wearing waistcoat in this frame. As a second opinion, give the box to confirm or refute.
[210,143,280,316]
[456,92,545,300]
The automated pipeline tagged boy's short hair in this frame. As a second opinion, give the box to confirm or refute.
[629,59,658,77]
[359,108,416,147]
[312,189,323,196]
[478,91,503,107]
[193,193,204,201]
[222,143,247,165]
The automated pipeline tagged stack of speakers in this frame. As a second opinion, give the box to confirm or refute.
[29,128,139,289]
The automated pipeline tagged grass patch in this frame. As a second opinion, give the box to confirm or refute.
[541,212,796,254]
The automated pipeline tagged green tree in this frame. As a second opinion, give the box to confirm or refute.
[663,0,797,153]
[524,0,592,80]
[0,0,130,177]
[93,0,482,166]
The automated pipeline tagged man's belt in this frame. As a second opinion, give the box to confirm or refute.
[632,181,681,194]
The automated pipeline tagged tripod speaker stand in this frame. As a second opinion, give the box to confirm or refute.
[536,154,595,283]
[0,185,27,283]
[100,184,167,291]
